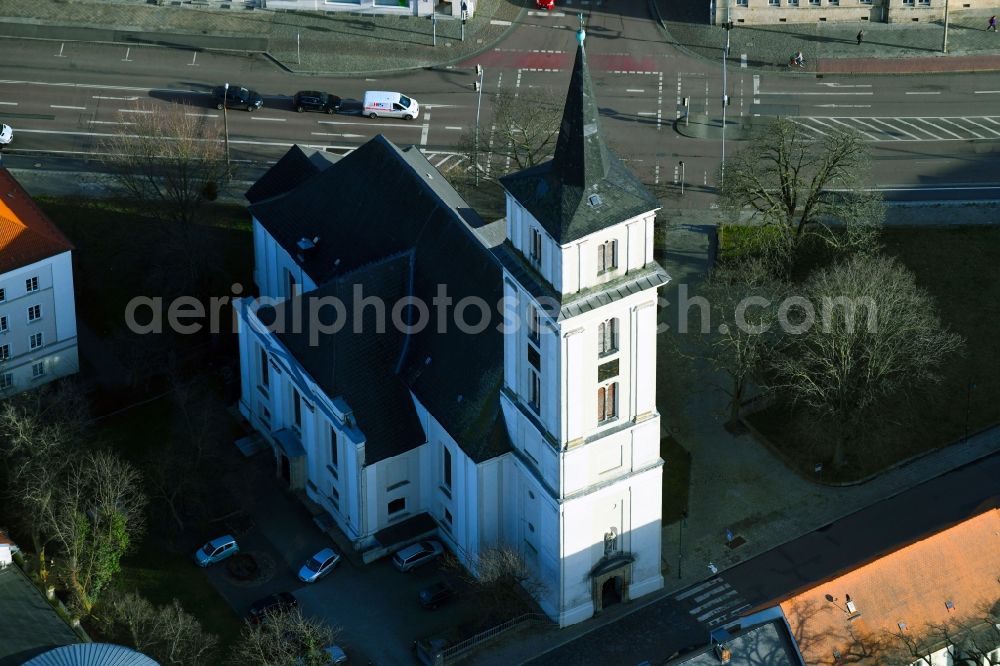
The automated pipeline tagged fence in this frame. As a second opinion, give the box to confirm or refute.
[441,613,550,664]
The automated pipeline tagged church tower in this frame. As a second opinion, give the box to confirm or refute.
[496,26,668,626]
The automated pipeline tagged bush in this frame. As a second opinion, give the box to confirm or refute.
[717,223,786,265]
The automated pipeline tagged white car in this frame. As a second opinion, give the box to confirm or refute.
[297,547,341,583]
[0,124,12,146]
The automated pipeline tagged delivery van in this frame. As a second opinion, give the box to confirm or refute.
[362,91,420,120]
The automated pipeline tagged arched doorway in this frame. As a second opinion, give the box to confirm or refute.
[590,554,634,614]
[601,576,623,607]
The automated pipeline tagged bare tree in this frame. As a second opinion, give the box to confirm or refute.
[40,450,148,614]
[446,545,542,621]
[0,382,87,579]
[101,101,227,228]
[720,118,883,256]
[698,259,790,422]
[771,254,963,467]
[98,591,219,666]
[881,600,1000,666]
[227,608,340,666]
[459,88,562,184]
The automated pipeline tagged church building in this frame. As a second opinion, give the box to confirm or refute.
[235,28,668,626]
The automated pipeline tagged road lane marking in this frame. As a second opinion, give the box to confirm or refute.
[444,126,463,130]
[185,113,218,118]
[896,118,943,140]
[940,117,983,138]
[491,19,512,25]
[626,89,645,93]
[637,111,656,116]
[50,105,86,110]
[0,78,205,94]
[963,117,1000,137]
[311,132,364,138]
[93,95,140,101]
[741,53,746,68]
[118,108,153,114]
[0,101,17,106]
[250,116,286,122]
[758,91,873,96]
[814,104,871,108]
[974,90,1000,94]
[421,108,430,145]
[817,83,872,88]
[318,119,417,129]
[868,117,920,140]
[905,91,941,95]
[89,120,134,125]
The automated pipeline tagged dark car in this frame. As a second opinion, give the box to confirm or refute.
[418,581,456,609]
[248,591,298,624]
[293,90,342,114]
[212,85,263,112]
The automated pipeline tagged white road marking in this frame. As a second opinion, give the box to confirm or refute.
[421,108,430,145]
[50,105,86,110]
[868,117,920,140]
[740,53,747,68]
[93,95,140,101]
[444,126,463,130]
[311,131,364,138]
[758,91,874,96]
[250,116,286,122]
[626,89,645,93]
[89,120,134,125]
[963,117,1000,137]
[0,78,203,94]
[0,101,17,106]
[186,113,219,118]
[118,108,153,114]
[491,19,512,25]
[318,119,418,129]
[814,104,871,108]
[973,90,1000,94]
[817,83,872,88]
[122,47,132,63]
[189,52,198,67]
[905,91,941,95]
[940,117,983,138]
[896,118,943,140]
[637,111,656,116]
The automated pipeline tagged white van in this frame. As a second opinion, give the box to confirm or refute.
[363,91,420,121]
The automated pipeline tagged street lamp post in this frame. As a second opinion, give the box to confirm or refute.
[720,22,732,190]
[474,65,485,187]
[223,82,231,176]
[942,0,951,52]
[679,160,685,196]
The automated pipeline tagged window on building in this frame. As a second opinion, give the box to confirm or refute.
[828,0,838,5]
[30,333,43,350]
[286,270,298,299]
[32,361,45,378]
[25,277,38,293]
[810,0,820,5]
[388,497,406,515]
[598,359,620,383]
[529,368,541,413]
[527,304,540,345]
[329,426,339,468]
[859,0,871,4]
[529,228,542,266]
[443,447,453,490]
[293,388,302,429]
[788,0,798,6]
[0,315,7,332]
[769,0,780,6]
[0,373,12,390]
[27,305,41,322]
[598,318,619,356]
[527,345,541,371]
[444,508,453,525]
[597,240,618,274]
[259,347,269,388]
[737,0,748,6]
[0,344,9,362]
[597,383,618,423]
[0,288,5,302]
[917,0,928,5]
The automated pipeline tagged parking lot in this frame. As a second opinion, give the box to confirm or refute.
[198,456,479,665]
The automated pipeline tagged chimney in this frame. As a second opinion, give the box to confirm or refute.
[845,594,857,614]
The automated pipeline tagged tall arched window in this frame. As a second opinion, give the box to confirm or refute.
[598,318,619,356]
[597,239,618,274]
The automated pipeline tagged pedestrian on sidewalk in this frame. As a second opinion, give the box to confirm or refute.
[856,29,864,45]
[988,15,997,31]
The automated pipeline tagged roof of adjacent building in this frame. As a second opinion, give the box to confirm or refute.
[0,565,81,666]
[22,644,159,666]
[779,508,1000,666]
[0,169,74,275]
[666,619,802,666]
[244,145,338,205]
[252,137,510,464]
[499,35,659,245]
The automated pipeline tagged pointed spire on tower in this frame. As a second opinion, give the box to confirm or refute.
[551,16,611,188]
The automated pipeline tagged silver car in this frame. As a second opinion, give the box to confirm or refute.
[0,123,12,147]
[393,540,444,572]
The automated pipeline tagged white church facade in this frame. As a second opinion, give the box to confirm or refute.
[235,31,668,626]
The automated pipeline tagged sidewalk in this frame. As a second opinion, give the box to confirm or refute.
[0,0,526,75]
[653,0,1000,73]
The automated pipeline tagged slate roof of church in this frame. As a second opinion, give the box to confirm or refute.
[252,137,510,464]
[245,144,337,205]
[499,35,659,245]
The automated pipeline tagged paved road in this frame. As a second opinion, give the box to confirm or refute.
[2,0,1000,208]
[526,449,1000,665]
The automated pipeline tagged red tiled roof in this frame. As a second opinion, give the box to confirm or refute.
[780,509,1000,665]
[0,169,73,274]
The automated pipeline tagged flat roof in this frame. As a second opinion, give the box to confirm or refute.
[0,565,80,666]
[667,618,802,665]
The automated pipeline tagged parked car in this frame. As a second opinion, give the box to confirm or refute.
[212,85,263,111]
[193,535,239,566]
[536,0,555,9]
[293,90,342,114]
[418,581,456,609]
[0,123,12,146]
[393,540,444,572]
[248,591,298,624]
[298,547,341,583]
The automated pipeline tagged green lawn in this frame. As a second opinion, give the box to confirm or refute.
[747,226,1000,481]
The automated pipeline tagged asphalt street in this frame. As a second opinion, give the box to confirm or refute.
[1,0,999,207]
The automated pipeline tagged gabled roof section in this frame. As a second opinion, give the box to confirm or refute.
[779,509,1000,666]
[249,139,512,464]
[245,144,336,204]
[0,169,74,274]
[499,33,659,245]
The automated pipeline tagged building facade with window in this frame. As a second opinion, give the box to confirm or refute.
[713,0,986,25]
[235,29,667,627]
[0,169,79,396]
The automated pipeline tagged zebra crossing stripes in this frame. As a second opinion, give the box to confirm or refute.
[672,577,752,629]
[789,115,1000,142]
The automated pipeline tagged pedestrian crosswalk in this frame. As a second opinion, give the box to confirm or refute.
[789,115,1000,142]
[672,577,751,629]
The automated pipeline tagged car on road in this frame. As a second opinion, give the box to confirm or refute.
[293,91,342,114]
[362,90,419,121]
[536,0,555,9]
[193,535,239,566]
[298,547,341,583]
[212,85,263,112]
[418,581,456,609]
[393,540,444,572]
[0,123,12,147]
[248,591,298,624]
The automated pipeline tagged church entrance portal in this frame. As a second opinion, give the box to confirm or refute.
[601,576,623,608]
